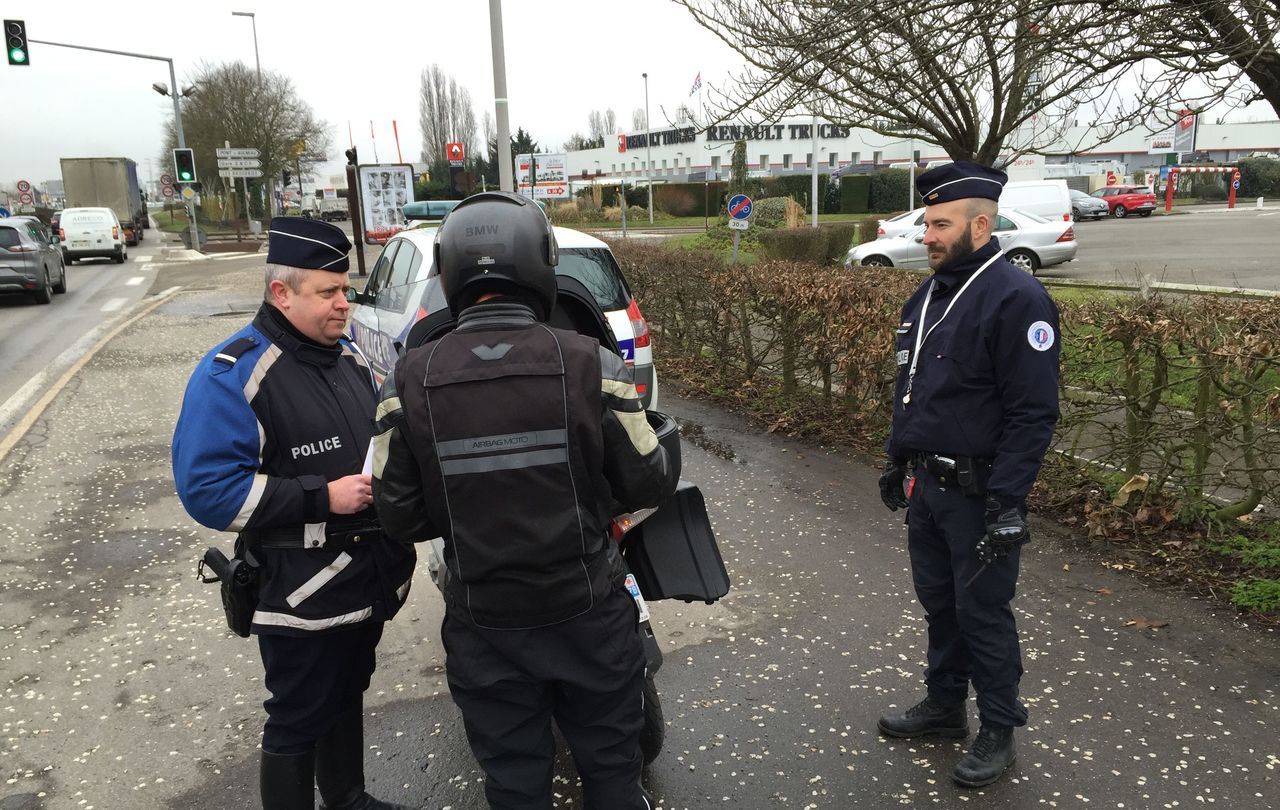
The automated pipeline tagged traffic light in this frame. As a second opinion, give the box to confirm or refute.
[173,148,197,183]
[5,19,29,66]
[344,147,358,166]
[282,169,292,187]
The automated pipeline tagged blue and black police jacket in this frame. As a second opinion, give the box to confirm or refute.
[886,239,1061,503]
[173,304,416,636]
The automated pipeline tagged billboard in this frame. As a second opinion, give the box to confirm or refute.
[357,163,415,244]
[1148,110,1197,155]
[516,153,569,200]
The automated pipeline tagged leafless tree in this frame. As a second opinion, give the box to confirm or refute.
[418,65,478,165]
[675,0,1172,164]
[161,61,331,212]
[632,107,648,131]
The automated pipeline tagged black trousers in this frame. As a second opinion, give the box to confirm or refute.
[258,622,384,754]
[906,465,1028,728]
[442,585,649,810]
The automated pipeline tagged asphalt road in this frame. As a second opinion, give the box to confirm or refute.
[1037,205,1280,290]
[0,258,1277,809]
[0,231,168,435]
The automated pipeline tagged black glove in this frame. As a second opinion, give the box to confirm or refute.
[878,457,910,512]
[977,496,1029,563]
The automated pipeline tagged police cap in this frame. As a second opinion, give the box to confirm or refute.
[917,161,1007,205]
[266,217,352,272]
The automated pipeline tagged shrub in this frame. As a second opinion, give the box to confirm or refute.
[1238,157,1280,199]
[868,168,912,212]
[656,186,700,217]
[751,197,792,227]
[1232,578,1280,612]
[758,228,829,262]
[626,205,648,223]
[546,202,582,224]
[858,215,881,244]
[840,175,871,213]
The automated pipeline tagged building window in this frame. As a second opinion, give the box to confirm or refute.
[805,153,814,169]
[783,154,793,169]
[873,150,882,165]
[851,151,860,165]
[711,156,721,172]
[759,154,769,169]
[611,164,616,173]
[686,157,692,170]
[828,152,838,167]
[662,159,668,170]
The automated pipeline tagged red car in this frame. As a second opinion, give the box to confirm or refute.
[1090,185,1157,218]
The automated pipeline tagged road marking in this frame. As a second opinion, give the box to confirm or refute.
[134,255,153,263]
[126,276,145,286]
[101,297,127,312]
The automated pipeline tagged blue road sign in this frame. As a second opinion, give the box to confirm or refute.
[0,207,10,218]
[1233,179,1241,190]
[728,194,753,220]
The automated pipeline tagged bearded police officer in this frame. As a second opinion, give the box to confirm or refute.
[173,217,416,810]
[876,162,1060,788]
[371,191,675,808]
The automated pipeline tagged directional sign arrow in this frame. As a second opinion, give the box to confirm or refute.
[215,147,261,159]
[219,168,265,179]
[217,158,262,169]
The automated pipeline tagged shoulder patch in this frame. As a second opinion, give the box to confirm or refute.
[1027,321,1055,352]
[213,337,259,367]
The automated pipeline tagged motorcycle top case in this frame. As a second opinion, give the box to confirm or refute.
[623,480,730,604]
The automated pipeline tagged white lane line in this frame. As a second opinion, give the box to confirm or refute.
[134,255,154,263]
[126,276,145,286]
[101,298,127,312]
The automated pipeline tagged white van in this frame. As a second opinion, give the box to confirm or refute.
[59,206,127,264]
[999,180,1072,223]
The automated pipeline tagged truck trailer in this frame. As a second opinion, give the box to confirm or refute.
[60,157,147,246]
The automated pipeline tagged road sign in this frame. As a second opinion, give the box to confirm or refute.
[16,179,31,193]
[1106,171,1118,186]
[728,194,753,220]
[216,147,260,159]
[0,207,9,218]
[160,174,173,185]
[218,168,264,179]
[181,187,195,200]
[1233,169,1242,181]
[18,192,33,205]
[217,158,262,169]
[446,141,465,164]
[1233,179,1241,190]
[542,185,567,197]
[161,186,174,198]
[727,218,750,231]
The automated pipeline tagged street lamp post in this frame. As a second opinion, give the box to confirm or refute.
[231,11,259,79]
[489,0,514,192]
[811,114,819,228]
[643,72,653,223]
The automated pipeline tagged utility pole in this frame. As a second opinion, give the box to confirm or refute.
[643,72,653,223]
[489,0,513,192]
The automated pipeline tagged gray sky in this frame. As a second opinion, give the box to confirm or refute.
[2,0,740,187]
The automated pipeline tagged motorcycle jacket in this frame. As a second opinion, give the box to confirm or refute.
[371,301,674,630]
[173,304,416,636]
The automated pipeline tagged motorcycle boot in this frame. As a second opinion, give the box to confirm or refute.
[953,724,1016,788]
[877,696,970,739]
[260,750,316,810]
[315,706,412,810]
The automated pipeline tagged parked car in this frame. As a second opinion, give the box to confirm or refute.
[876,207,926,239]
[844,208,1076,275]
[345,207,659,409]
[59,206,127,264]
[1000,179,1072,222]
[1091,185,1157,218]
[0,216,68,304]
[1070,188,1110,221]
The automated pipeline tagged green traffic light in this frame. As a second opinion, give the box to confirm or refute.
[9,47,24,63]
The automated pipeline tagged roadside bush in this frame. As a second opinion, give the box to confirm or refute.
[546,202,583,224]
[751,197,791,227]
[656,187,700,217]
[1238,157,1280,199]
[840,175,871,213]
[626,205,648,223]
[858,216,881,244]
[758,228,829,262]
[868,168,911,212]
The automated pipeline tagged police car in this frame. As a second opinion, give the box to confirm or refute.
[345,200,658,409]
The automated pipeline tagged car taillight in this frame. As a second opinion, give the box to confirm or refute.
[1057,227,1075,242]
[112,226,119,240]
[877,226,886,236]
[1062,213,1071,221]
[627,297,650,349]
[58,228,66,240]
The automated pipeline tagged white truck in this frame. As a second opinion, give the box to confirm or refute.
[60,157,147,246]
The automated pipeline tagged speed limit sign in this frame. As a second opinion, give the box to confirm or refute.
[16,180,31,194]
[162,186,175,198]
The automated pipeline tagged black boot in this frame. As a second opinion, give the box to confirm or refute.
[877,696,970,739]
[260,750,315,810]
[315,705,413,810]
[953,724,1016,788]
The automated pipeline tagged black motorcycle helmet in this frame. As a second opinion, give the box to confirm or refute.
[434,191,559,320]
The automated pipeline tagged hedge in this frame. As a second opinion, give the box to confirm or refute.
[758,224,858,264]
[840,175,871,213]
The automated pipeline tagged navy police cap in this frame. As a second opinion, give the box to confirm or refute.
[917,160,1007,205]
[267,217,352,272]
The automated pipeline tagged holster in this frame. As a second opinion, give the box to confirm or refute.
[197,544,260,638]
[955,456,992,497]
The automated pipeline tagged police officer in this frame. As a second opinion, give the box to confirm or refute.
[876,162,1060,788]
[173,217,416,810]
[370,191,675,809]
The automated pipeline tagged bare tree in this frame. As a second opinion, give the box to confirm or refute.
[675,0,1161,164]
[418,65,478,165]
[632,107,648,131]
[161,61,331,214]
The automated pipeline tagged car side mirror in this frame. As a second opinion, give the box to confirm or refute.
[913,235,925,244]
[346,288,371,305]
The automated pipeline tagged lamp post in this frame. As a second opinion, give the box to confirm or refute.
[230,11,260,79]
[643,72,653,223]
[811,114,819,228]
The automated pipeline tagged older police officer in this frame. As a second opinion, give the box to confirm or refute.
[876,162,1060,788]
[173,217,415,810]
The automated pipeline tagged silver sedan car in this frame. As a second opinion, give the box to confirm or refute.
[844,208,1076,275]
[1070,189,1109,221]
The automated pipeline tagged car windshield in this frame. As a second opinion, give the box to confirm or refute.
[557,248,630,311]
[0,227,22,249]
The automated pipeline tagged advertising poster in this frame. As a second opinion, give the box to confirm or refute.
[357,163,415,244]
[515,153,570,201]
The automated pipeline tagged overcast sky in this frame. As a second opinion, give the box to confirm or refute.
[3,0,741,187]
